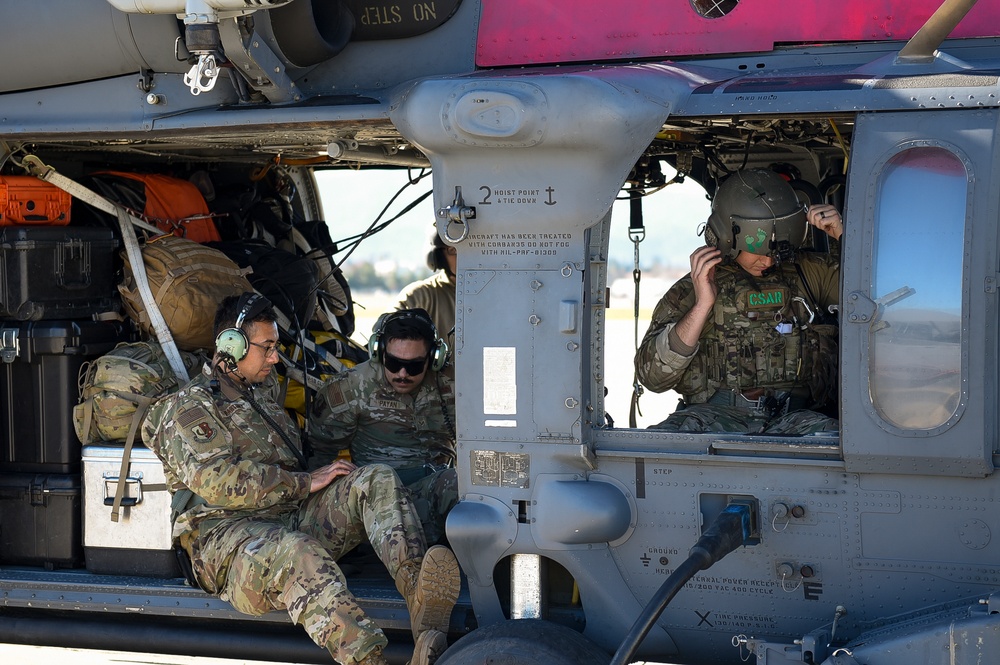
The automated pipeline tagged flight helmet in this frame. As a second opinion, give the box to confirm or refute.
[705,169,808,261]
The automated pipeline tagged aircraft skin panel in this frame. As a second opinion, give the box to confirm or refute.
[477,0,1000,67]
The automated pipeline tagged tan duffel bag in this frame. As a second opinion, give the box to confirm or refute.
[120,234,253,351]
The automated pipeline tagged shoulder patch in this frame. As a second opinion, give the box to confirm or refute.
[190,421,216,443]
[326,382,347,408]
[177,405,210,428]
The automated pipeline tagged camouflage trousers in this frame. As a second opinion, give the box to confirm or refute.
[193,464,426,665]
[651,403,839,435]
[404,467,459,546]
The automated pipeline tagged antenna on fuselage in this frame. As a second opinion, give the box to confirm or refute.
[896,0,978,63]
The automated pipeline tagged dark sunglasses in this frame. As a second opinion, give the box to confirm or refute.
[383,351,428,375]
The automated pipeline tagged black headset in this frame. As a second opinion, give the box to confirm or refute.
[427,233,449,272]
[215,293,270,365]
[368,309,448,372]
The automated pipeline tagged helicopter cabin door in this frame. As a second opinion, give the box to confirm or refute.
[840,109,1000,477]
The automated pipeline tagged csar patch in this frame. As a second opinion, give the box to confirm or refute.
[747,287,788,310]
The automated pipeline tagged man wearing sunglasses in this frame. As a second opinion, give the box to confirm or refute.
[143,295,458,665]
[309,308,457,548]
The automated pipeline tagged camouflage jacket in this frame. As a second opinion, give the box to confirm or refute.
[396,270,456,342]
[142,364,311,542]
[308,359,456,473]
[635,252,840,405]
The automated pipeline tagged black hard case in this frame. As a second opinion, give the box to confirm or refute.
[0,225,119,320]
[0,472,82,568]
[0,319,131,472]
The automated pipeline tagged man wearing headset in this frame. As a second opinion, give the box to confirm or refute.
[309,308,457,546]
[635,168,844,434]
[142,294,459,665]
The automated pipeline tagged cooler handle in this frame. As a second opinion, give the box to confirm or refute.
[102,473,167,508]
[102,473,144,507]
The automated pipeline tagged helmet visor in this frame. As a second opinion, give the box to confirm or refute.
[731,203,808,257]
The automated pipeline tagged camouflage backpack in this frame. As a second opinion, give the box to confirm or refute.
[73,341,202,522]
[73,341,201,445]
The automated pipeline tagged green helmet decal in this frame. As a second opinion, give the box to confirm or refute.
[744,227,768,253]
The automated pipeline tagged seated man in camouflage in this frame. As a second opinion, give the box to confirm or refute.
[635,169,842,434]
[309,308,456,546]
[143,293,459,665]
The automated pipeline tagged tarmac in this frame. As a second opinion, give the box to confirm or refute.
[0,644,305,665]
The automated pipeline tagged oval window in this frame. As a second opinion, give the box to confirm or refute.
[869,147,966,430]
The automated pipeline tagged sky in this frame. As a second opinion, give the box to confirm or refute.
[314,167,710,279]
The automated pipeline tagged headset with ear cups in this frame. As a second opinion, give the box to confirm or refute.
[368,309,448,372]
[215,293,268,366]
[426,232,449,272]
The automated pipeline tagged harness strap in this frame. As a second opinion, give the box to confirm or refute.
[628,187,645,428]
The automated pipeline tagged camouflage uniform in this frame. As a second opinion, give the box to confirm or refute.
[142,364,427,665]
[309,360,457,545]
[635,253,840,434]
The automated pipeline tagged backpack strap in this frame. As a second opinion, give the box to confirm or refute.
[77,395,97,445]
[75,360,99,446]
[108,395,155,523]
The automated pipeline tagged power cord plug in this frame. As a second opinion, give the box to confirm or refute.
[610,501,755,665]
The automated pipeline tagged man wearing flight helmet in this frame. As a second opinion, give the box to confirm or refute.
[635,168,843,434]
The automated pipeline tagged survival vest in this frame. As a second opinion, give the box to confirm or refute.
[676,260,838,407]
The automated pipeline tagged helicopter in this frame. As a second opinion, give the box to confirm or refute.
[0,1,999,664]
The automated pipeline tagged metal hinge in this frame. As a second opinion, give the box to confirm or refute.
[1,328,19,364]
[843,291,876,324]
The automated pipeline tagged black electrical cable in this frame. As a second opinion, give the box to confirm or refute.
[309,181,433,297]
[237,378,309,471]
[609,503,753,665]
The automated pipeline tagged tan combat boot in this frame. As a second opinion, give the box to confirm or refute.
[357,646,390,665]
[407,628,449,665]
[396,545,461,641]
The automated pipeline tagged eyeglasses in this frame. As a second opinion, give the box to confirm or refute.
[249,341,279,357]
[383,351,428,375]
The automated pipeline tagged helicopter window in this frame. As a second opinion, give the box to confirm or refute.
[869,146,965,430]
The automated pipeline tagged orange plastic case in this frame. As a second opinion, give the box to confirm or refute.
[0,176,71,225]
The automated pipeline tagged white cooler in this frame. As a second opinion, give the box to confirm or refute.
[82,443,180,577]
